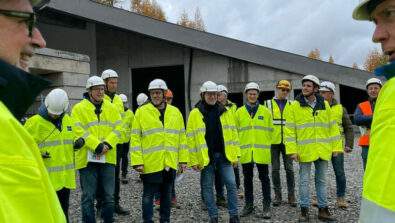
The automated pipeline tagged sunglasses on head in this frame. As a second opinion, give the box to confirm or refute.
[0,9,36,37]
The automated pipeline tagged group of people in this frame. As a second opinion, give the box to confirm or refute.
[0,0,394,223]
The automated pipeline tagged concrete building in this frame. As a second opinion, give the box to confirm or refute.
[32,0,378,118]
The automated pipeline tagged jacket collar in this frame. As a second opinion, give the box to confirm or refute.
[0,59,51,120]
[196,100,226,117]
[295,92,326,111]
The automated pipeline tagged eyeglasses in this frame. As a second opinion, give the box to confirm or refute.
[91,87,104,92]
[279,88,290,92]
[0,9,36,37]
[166,98,173,101]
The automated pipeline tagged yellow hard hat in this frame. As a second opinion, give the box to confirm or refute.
[276,80,291,90]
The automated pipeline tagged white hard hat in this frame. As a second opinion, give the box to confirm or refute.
[137,93,148,106]
[319,81,336,93]
[148,79,168,91]
[101,69,118,80]
[302,75,320,86]
[366,78,382,88]
[45,88,69,115]
[200,81,217,93]
[217,85,228,93]
[86,76,105,89]
[244,82,260,93]
[119,94,127,103]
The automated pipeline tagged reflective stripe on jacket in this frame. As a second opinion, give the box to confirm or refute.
[235,104,273,164]
[186,107,240,169]
[359,77,395,223]
[71,99,122,169]
[265,99,291,144]
[285,95,343,162]
[24,114,76,191]
[358,101,372,146]
[122,109,134,143]
[130,103,188,174]
[0,101,66,222]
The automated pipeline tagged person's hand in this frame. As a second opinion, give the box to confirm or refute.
[290,154,300,162]
[192,165,201,172]
[344,147,353,153]
[99,144,109,156]
[232,161,239,168]
[135,165,144,173]
[333,152,339,157]
[179,163,187,171]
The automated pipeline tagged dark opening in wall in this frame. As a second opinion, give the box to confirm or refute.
[339,84,368,123]
[131,66,186,119]
[258,91,275,104]
[228,93,243,109]
[294,89,302,98]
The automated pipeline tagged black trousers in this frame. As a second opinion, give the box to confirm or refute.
[114,144,122,203]
[57,187,70,223]
[242,163,271,204]
[121,142,130,177]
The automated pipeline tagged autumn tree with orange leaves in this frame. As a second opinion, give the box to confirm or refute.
[363,48,388,72]
[352,62,359,69]
[328,55,334,63]
[308,48,322,60]
[130,0,167,21]
[177,8,206,31]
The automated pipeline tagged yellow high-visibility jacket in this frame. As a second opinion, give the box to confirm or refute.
[331,104,344,136]
[226,100,237,114]
[0,101,66,222]
[187,103,240,169]
[71,99,122,169]
[24,114,76,191]
[285,94,343,162]
[130,103,188,174]
[265,98,292,144]
[235,104,273,164]
[122,108,134,143]
[104,93,125,143]
[359,76,395,223]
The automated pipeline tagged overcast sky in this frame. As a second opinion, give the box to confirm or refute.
[120,0,379,68]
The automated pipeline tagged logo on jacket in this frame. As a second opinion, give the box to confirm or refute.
[258,116,264,120]
[67,126,72,131]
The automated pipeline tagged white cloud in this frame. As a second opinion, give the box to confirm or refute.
[121,0,381,68]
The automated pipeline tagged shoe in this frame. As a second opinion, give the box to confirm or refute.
[318,207,336,222]
[114,204,130,215]
[312,199,318,207]
[171,197,181,209]
[288,194,297,207]
[155,200,160,210]
[237,188,244,199]
[209,217,219,223]
[240,203,254,217]
[336,197,347,208]
[121,175,128,184]
[262,203,271,219]
[299,207,309,222]
[216,197,227,208]
[229,215,240,223]
[273,193,282,206]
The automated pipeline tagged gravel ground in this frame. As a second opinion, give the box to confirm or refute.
[69,136,364,223]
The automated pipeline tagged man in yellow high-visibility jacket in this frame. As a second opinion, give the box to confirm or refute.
[187,81,240,223]
[130,79,188,223]
[235,82,273,219]
[285,75,342,222]
[72,76,122,223]
[265,80,296,207]
[25,89,77,223]
[100,69,129,215]
[118,94,134,184]
[0,0,66,222]
[353,1,395,222]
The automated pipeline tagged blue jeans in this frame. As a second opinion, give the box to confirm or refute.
[142,170,174,223]
[80,163,115,223]
[299,160,328,208]
[201,152,238,218]
[361,146,369,171]
[331,153,346,197]
[214,165,241,199]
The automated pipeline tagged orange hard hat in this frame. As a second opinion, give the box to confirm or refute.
[276,80,291,90]
[165,89,173,98]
